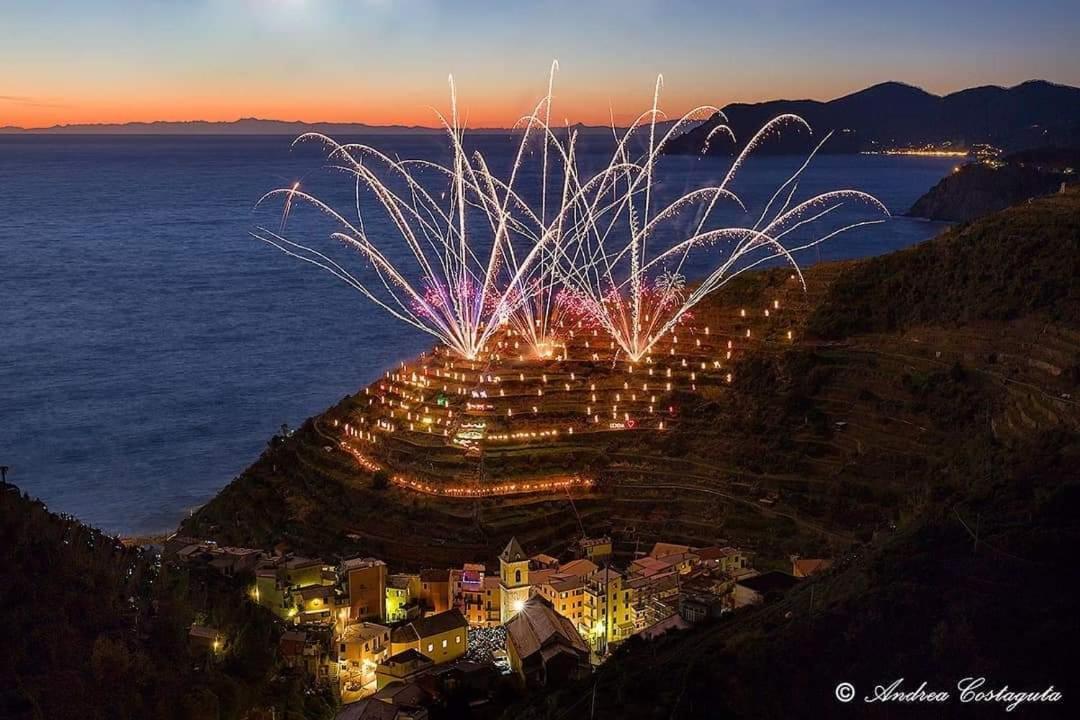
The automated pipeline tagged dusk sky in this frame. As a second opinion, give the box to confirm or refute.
[3,0,1079,128]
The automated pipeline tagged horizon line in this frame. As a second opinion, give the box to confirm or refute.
[2,78,1069,134]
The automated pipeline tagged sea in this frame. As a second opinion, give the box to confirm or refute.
[0,134,957,535]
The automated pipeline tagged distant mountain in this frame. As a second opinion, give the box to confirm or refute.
[665,80,1080,155]
[0,116,686,137]
[7,81,1080,146]
[0,117,443,135]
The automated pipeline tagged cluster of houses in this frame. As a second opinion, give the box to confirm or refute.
[169,534,827,717]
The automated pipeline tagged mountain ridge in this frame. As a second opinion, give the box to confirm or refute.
[5,80,1077,139]
[665,79,1080,155]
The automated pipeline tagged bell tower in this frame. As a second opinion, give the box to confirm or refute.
[498,536,530,623]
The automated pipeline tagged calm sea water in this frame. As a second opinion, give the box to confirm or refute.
[0,135,955,534]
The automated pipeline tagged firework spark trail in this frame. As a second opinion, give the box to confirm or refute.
[252,75,567,360]
[533,82,889,362]
[253,68,888,364]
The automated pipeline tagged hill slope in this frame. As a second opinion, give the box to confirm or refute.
[907,148,1080,222]
[181,193,1080,579]
[504,190,1080,718]
[0,483,335,720]
[511,430,1080,718]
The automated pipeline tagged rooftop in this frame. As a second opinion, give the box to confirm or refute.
[557,558,598,578]
[341,557,386,572]
[380,648,434,668]
[391,609,468,644]
[342,622,389,643]
[499,536,528,564]
[649,542,693,559]
[504,597,588,660]
[793,558,833,577]
[696,546,743,561]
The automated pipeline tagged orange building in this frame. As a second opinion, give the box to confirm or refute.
[419,568,451,614]
[341,557,387,622]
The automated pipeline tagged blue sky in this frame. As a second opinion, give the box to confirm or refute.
[2,0,1078,126]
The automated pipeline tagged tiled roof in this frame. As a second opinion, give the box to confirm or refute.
[504,597,588,661]
[392,609,467,644]
[696,546,741,560]
[793,558,832,576]
[649,542,693,559]
[381,648,433,667]
[500,537,528,563]
[558,559,598,577]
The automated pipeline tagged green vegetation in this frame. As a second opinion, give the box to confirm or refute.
[5,186,1080,719]
[508,430,1080,718]
[810,189,1080,339]
[0,484,336,720]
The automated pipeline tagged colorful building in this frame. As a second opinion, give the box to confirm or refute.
[386,573,420,623]
[338,622,391,691]
[418,568,451,614]
[341,557,387,622]
[498,537,530,623]
[389,609,469,665]
[375,648,435,690]
[505,596,590,688]
[577,536,613,562]
[583,568,635,653]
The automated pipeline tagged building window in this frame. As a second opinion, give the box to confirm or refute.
[427,643,434,652]
[442,639,448,648]
[340,644,346,653]
[456,635,461,643]
[515,569,521,584]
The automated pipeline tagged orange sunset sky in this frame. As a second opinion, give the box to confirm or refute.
[3,0,1079,129]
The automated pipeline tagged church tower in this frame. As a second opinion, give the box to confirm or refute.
[498,536,530,623]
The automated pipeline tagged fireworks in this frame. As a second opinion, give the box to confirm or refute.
[252,70,561,360]
[254,68,889,362]
[541,79,890,361]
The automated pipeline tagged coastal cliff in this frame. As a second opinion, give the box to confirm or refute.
[906,148,1079,222]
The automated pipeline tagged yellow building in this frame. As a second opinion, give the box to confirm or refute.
[254,567,292,620]
[253,556,335,622]
[375,648,434,690]
[338,622,390,691]
[389,609,469,665]
[577,536,613,562]
[533,575,587,627]
[385,573,418,623]
[583,568,635,653]
[292,584,336,623]
[341,557,387,622]
[482,575,502,626]
[499,537,530,623]
[283,556,333,588]
[505,597,590,688]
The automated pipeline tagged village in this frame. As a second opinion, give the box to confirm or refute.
[170,532,830,718]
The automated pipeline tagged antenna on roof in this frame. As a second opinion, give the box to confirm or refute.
[565,486,585,539]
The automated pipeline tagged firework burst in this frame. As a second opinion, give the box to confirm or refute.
[253,68,889,364]
[541,77,890,361]
[252,72,561,360]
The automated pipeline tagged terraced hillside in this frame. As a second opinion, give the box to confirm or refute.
[181,189,1080,573]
